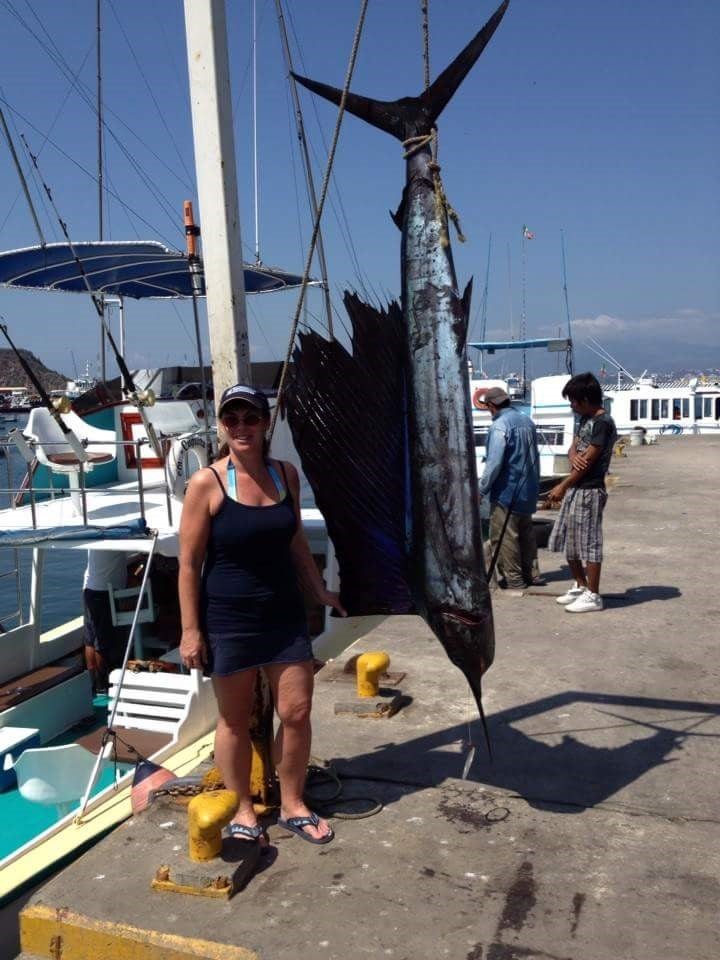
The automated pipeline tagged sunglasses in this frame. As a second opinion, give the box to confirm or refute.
[221,411,264,428]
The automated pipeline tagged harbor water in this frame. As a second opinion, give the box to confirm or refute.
[0,416,87,634]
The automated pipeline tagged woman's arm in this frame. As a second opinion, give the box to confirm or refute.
[178,470,214,667]
[283,461,347,617]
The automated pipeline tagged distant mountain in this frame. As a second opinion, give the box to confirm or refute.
[0,348,67,393]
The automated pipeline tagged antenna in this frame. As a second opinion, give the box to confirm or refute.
[585,337,636,384]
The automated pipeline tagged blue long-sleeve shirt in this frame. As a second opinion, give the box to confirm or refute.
[478,406,540,515]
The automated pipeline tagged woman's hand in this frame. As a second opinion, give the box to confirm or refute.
[318,589,347,618]
[180,628,207,670]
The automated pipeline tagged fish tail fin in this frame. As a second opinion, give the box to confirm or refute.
[292,1,509,140]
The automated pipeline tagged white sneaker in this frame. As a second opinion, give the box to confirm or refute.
[565,589,604,613]
[556,583,584,605]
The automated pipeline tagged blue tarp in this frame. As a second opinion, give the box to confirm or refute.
[0,517,150,547]
[468,337,572,354]
[0,241,312,299]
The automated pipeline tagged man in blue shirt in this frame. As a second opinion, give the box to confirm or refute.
[478,386,541,591]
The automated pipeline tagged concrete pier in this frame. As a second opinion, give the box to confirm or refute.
[8,435,720,960]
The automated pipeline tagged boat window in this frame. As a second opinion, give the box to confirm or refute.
[672,398,682,420]
[660,399,668,419]
[651,399,659,420]
[473,428,489,448]
[694,397,703,419]
[682,398,690,418]
[630,399,639,421]
[716,397,720,419]
[536,426,565,446]
[639,399,648,419]
[703,398,712,417]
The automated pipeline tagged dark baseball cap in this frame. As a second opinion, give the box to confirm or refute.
[217,384,270,418]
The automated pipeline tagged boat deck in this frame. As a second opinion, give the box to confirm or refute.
[0,480,327,557]
[6,435,720,960]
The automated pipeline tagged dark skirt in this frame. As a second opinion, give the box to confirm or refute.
[205,624,313,676]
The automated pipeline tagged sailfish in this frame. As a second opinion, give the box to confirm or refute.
[284,1,511,741]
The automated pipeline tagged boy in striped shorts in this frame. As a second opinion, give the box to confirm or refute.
[547,373,617,613]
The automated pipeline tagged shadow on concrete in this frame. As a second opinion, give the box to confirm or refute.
[329,691,720,814]
[604,585,681,607]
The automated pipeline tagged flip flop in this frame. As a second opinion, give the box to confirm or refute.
[223,822,265,843]
[277,812,334,845]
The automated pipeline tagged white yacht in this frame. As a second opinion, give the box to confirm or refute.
[602,374,720,437]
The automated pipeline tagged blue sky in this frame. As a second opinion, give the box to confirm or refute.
[0,0,718,385]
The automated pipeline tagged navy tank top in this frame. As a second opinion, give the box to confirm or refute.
[201,462,307,640]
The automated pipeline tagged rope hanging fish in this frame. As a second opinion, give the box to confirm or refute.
[284,1,512,755]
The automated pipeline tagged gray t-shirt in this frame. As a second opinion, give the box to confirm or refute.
[575,411,617,489]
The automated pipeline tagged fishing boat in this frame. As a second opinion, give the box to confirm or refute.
[585,339,720,437]
[468,336,576,480]
[0,0,387,899]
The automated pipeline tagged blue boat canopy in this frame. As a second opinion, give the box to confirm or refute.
[0,241,313,299]
[0,517,150,548]
[468,337,572,354]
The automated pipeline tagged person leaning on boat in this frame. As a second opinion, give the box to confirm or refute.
[178,383,345,846]
[82,549,129,693]
[478,387,542,591]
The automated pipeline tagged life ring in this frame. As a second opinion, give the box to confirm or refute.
[166,433,209,500]
[472,387,490,410]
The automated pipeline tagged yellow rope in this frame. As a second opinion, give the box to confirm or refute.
[402,130,466,247]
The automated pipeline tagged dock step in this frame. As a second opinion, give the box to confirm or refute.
[19,903,258,960]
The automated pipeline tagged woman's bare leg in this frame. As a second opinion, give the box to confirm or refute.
[265,661,332,841]
[212,668,262,837]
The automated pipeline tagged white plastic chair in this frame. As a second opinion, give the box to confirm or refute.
[9,743,108,818]
[25,408,117,513]
[107,581,160,659]
[25,408,117,473]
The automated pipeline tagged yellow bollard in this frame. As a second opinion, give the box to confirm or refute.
[356,651,390,698]
[188,789,238,862]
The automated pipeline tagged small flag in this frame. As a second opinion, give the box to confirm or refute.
[522,225,535,240]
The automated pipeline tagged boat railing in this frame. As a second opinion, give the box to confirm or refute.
[0,433,177,530]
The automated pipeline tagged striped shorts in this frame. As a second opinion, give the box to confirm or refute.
[548,488,608,563]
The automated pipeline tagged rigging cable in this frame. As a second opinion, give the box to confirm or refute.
[270,0,371,439]
[282,0,372,301]
[19,136,163,458]
[2,0,190,243]
[275,0,335,337]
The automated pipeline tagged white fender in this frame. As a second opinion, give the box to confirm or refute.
[167,433,209,500]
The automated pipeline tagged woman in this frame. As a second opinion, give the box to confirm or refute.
[179,383,345,845]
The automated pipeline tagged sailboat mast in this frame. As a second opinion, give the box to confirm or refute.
[184,0,251,390]
[0,105,45,244]
[520,227,527,393]
[561,230,574,374]
[478,232,492,374]
[96,0,107,381]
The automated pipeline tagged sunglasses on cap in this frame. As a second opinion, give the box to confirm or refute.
[220,411,264,428]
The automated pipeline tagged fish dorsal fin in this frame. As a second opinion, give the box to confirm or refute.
[284,294,413,615]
